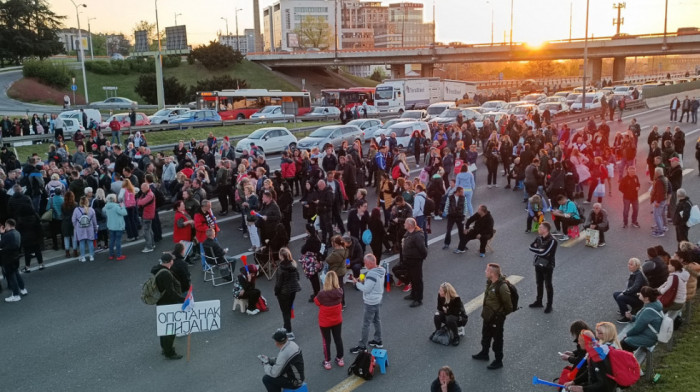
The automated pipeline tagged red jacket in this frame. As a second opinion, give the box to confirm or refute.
[136,190,156,220]
[281,158,296,179]
[194,211,219,243]
[314,288,343,327]
[173,210,193,243]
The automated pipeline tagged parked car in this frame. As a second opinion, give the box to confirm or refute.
[504,101,527,114]
[427,102,454,118]
[371,118,412,140]
[235,127,298,155]
[570,93,603,112]
[400,109,429,121]
[572,86,596,94]
[297,125,363,151]
[431,107,484,129]
[59,109,102,127]
[250,105,295,123]
[90,97,138,109]
[538,102,570,117]
[565,93,581,107]
[61,118,85,136]
[541,96,567,105]
[304,106,341,120]
[481,111,510,124]
[553,91,571,99]
[148,108,190,124]
[511,104,539,120]
[480,100,508,112]
[375,121,431,147]
[100,112,150,129]
[347,118,383,142]
[613,85,635,98]
[522,93,547,104]
[169,109,221,124]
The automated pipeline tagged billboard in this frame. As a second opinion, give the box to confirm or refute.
[134,30,149,52]
[165,25,188,50]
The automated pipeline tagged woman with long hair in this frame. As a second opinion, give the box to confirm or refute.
[72,196,97,262]
[104,193,127,260]
[368,207,386,262]
[430,366,462,392]
[119,178,139,241]
[61,190,78,257]
[315,270,345,370]
[173,200,194,244]
[242,185,261,252]
[274,247,301,340]
[433,282,465,346]
[92,188,108,250]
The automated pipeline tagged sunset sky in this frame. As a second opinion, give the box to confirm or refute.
[51,0,700,47]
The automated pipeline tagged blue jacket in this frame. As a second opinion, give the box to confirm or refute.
[104,201,127,231]
[374,152,386,171]
[455,172,475,192]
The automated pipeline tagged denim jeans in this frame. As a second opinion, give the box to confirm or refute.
[622,198,639,226]
[613,291,643,315]
[360,303,382,347]
[78,239,95,259]
[64,234,77,250]
[464,191,474,216]
[653,201,666,234]
[112,131,121,145]
[109,230,123,257]
[3,265,25,296]
[143,219,154,249]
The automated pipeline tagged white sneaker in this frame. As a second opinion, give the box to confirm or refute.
[142,247,154,253]
[88,256,95,262]
[5,295,21,302]
[20,289,28,295]
[246,309,260,315]
[79,258,86,263]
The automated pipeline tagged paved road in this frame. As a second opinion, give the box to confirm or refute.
[2,105,699,392]
[0,69,62,115]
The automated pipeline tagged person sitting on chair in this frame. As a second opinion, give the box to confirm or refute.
[454,205,494,257]
[237,265,261,315]
[201,228,233,281]
[583,203,609,247]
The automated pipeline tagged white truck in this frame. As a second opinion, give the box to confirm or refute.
[374,78,476,114]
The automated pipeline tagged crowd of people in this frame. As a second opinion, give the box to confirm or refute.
[1,90,699,391]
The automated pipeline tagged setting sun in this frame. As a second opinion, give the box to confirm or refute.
[524,39,546,49]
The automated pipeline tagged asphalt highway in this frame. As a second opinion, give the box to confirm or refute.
[2,104,699,392]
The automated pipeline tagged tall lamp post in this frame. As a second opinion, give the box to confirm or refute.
[87,17,95,60]
[486,1,494,45]
[582,0,590,112]
[220,17,229,36]
[154,0,164,108]
[235,8,243,52]
[662,0,669,50]
[69,0,89,104]
[175,12,181,25]
[509,0,514,47]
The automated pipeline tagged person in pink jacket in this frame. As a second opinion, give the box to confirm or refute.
[137,183,156,253]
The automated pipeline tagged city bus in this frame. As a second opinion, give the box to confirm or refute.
[320,87,375,111]
[195,89,312,120]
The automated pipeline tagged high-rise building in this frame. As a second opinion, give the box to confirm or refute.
[263,0,339,52]
[219,29,256,55]
[253,0,264,52]
[374,2,434,48]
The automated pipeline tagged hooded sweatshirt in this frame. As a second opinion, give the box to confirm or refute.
[314,288,343,327]
[356,266,386,305]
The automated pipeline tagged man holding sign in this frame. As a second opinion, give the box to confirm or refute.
[151,254,185,359]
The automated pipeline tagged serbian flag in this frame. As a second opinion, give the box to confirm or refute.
[581,331,609,362]
[182,286,194,312]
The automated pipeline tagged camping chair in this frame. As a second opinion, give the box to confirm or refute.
[200,243,235,287]
[254,240,279,281]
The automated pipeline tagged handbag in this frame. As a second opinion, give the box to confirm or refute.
[606,163,615,179]
[685,204,700,227]
[468,163,477,173]
[429,326,453,346]
[533,255,551,268]
[585,228,599,248]
[41,209,54,222]
[593,182,605,198]
[659,275,679,308]
[454,159,464,175]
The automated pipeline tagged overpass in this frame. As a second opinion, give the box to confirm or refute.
[248,33,700,84]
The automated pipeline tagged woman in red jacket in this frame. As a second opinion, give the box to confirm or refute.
[173,200,194,244]
[314,270,344,370]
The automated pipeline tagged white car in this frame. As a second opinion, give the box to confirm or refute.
[400,109,429,121]
[570,93,603,112]
[250,105,295,123]
[235,127,298,155]
[565,93,581,107]
[305,106,341,120]
[90,97,137,109]
[522,93,547,104]
[347,119,383,142]
[427,102,453,118]
[59,109,102,127]
[297,125,363,151]
[480,100,508,112]
[572,86,596,94]
[61,117,85,136]
[431,107,484,129]
[541,96,567,105]
[538,102,570,117]
[511,104,538,120]
[613,86,635,98]
[372,118,412,140]
[375,121,431,148]
[504,101,527,114]
[482,111,510,124]
[148,108,190,124]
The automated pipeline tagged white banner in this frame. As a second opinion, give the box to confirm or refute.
[156,300,221,337]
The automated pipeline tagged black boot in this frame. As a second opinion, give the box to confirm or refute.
[487,359,503,369]
[528,301,543,308]
[472,351,489,361]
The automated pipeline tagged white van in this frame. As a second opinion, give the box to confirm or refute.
[59,109,102,127]
[427,102,454,118]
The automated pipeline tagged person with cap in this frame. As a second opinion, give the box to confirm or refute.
[260,328,305,392]
[150,253,185,359]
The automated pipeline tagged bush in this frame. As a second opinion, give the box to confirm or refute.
[134,73,188,105]
[163,55,182,68]
[188,75,248,101]
[22,60,74,88]
[190,41,243,70]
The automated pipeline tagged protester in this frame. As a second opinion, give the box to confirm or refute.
[455,204,494,257]
[432,282,466,346]
[528,221,558,313]
[0,219,27,302]
[314,270,345,370]
[613,258,648,323]
[402,218,428,307]
[260,329,305,392]
[72,196,97,262]
[430,366,463,392]
[275,247,301,341]
[472,263,512,370]
[104,194,127,260]
[657,258,689,312]
[151,253,185,359]
[583,203,609,247]
[236,264,261,315]
[619,287,664,352]
[350,254,386,354]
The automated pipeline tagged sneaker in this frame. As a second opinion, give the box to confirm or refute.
[480,253,486,258]
[165,353,183,360]
[652,232,665,237]
[453,249,465,254]
[4,295,21,302]
[442,245,449,250]
[286,332,295,341]
[243,234,249,238]
[622,224,628,228]
[433,215,443,221]
[246,309,260,315]
[109,256,115,260]
[323,361,332,370]
[528,301,544,308]
[597,242,606,247]
[664,226,669,232]
[402,283,412,292]
[368,340,383,348]
[487,360,503,370]
[335,357,345,367]
[395,280,405,287]
[116,255,127,261]
[472,352,489,361]
[583,200,591,204]
[38,264,44,271]
[248,246,256,252]
[88,256,95,262]
[617,317,630,324]
[20,289,28,295]
[79,258,86,263]
[21,267,31,273]
[631,223,640,228]
[487,185,493,189]
[142,247,154,253]
[410,300,423,307]
[559,235,570,241]
[494,184,499,188]
[350,346,366,354]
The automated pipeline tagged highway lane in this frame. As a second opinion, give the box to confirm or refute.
[2,106,699,392]
[0,69,62,114]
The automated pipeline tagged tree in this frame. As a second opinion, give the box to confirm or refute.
[134,74,188,105]
[0,0,65,66]
[90,34,107,56]
[369,67,387,82]
[189,41,243,70]
[187,75,248,101]
[293,16,333,50]
[526,60,557,79]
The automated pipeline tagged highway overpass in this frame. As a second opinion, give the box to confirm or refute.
[248,33,700,83]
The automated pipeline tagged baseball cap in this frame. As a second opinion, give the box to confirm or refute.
[669,157,680,163]
[272,328,288,343]
[160,253,174,264]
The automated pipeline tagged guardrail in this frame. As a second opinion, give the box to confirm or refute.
[546,99,648,124]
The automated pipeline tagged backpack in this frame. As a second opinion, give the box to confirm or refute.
[391,164,401,180]
[141,269,169,305]
[256,296,269,312]
[150,184,166,209]
[606,347,641,387]
[645,307,674,344]
[418,194,435,216]
[300,251,322,278]
[348,350,375,380]
[78,208,92,228]
[498,279,520,314]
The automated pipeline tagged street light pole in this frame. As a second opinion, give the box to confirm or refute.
[154,0,164,108]
[569,1,572,42]
[486,1,493,45]
[70,0,89,104]
[175,12,181,26]
[509,0,513,47]
[335,0,339,59]
[582,0,590,111]
[220,17,229,37]
[88,17,95,60]
[235,8,243,52]
[662,0,669,50]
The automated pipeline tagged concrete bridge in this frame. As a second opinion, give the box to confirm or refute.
[248,33,700,84]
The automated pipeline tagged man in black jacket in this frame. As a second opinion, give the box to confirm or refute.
[402,218,428,307]
[202,228,234,281]
[443,187,468,251]
[312,180,333,244]
[456,205,494,257]
[528,222,558,314]
[1,219,27,302]
[151,254,185,359]
[343,233,364,278]
[673,188,692,244]
[258,190,282,245]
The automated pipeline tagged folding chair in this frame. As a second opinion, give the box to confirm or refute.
[200,243,235,287]
[254,240,279,281]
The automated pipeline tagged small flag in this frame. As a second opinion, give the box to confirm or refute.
[182,286,194,312]
[386,271,391,292]
[291,304,295,319]
[241,255,249,274]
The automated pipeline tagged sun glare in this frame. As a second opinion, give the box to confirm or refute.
[524,39,546,49]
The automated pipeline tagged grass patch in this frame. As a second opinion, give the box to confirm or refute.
[14,120,336,160]
[8,77,85,106]
[630,298,700,391]
[340,71,379,87]
[74,60,299,104]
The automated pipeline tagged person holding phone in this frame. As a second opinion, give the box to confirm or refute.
[260,329,305,392]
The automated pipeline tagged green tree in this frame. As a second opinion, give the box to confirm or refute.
[369,67,386,82]
[526,60,557,79]
[293,16,332,49]
[190,41,243,70]
[187,75,248,101]
[134,74,188,105]
[0,0,65,66]
[90,34,107,56]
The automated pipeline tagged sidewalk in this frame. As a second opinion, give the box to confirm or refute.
[646,88,700,109]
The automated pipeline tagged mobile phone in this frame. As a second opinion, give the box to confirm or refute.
[258,355,268,363]
[558,352,565,356]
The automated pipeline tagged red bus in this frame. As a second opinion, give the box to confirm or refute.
[320,87,375,111]
[196,89,312,120]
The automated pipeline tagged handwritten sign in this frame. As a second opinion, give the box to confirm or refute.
[156,300,221,337]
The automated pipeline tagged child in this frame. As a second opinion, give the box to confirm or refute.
[526,194,545,233]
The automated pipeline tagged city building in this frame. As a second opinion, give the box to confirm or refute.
[219,29,256,55]
[56,28,89,54]
[374,2,434,48]
[263,0,339,52]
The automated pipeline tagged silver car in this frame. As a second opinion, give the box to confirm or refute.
[297,125,363,151]
[148,108,190,124]
[90,97,137,109]
[347,119,383,142]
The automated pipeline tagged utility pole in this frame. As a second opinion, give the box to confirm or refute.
[154,0,164,108]
[175,12,181,26]
[569,1,572,42]
[70,0,89,104]
[509,0,514,47]
[582,0,590,112]
[88,17,95,60]
[662,0,669,50]
[220,17,229,37]
[235,8,243,52]
[612,2,625,36]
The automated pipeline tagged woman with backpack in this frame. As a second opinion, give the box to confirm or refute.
[301,225,323,302]
[61,190,78,258]
[433,282,466,346]
[315,270,344,370]
[118,179,139,241]
[72,196,97,262]
[619,286,664,352]
[274,247,301,341]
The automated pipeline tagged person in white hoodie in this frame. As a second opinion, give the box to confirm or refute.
[658,258,690,312]
[350,254,386,354]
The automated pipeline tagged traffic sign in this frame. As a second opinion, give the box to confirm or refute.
[71,84,77,91]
